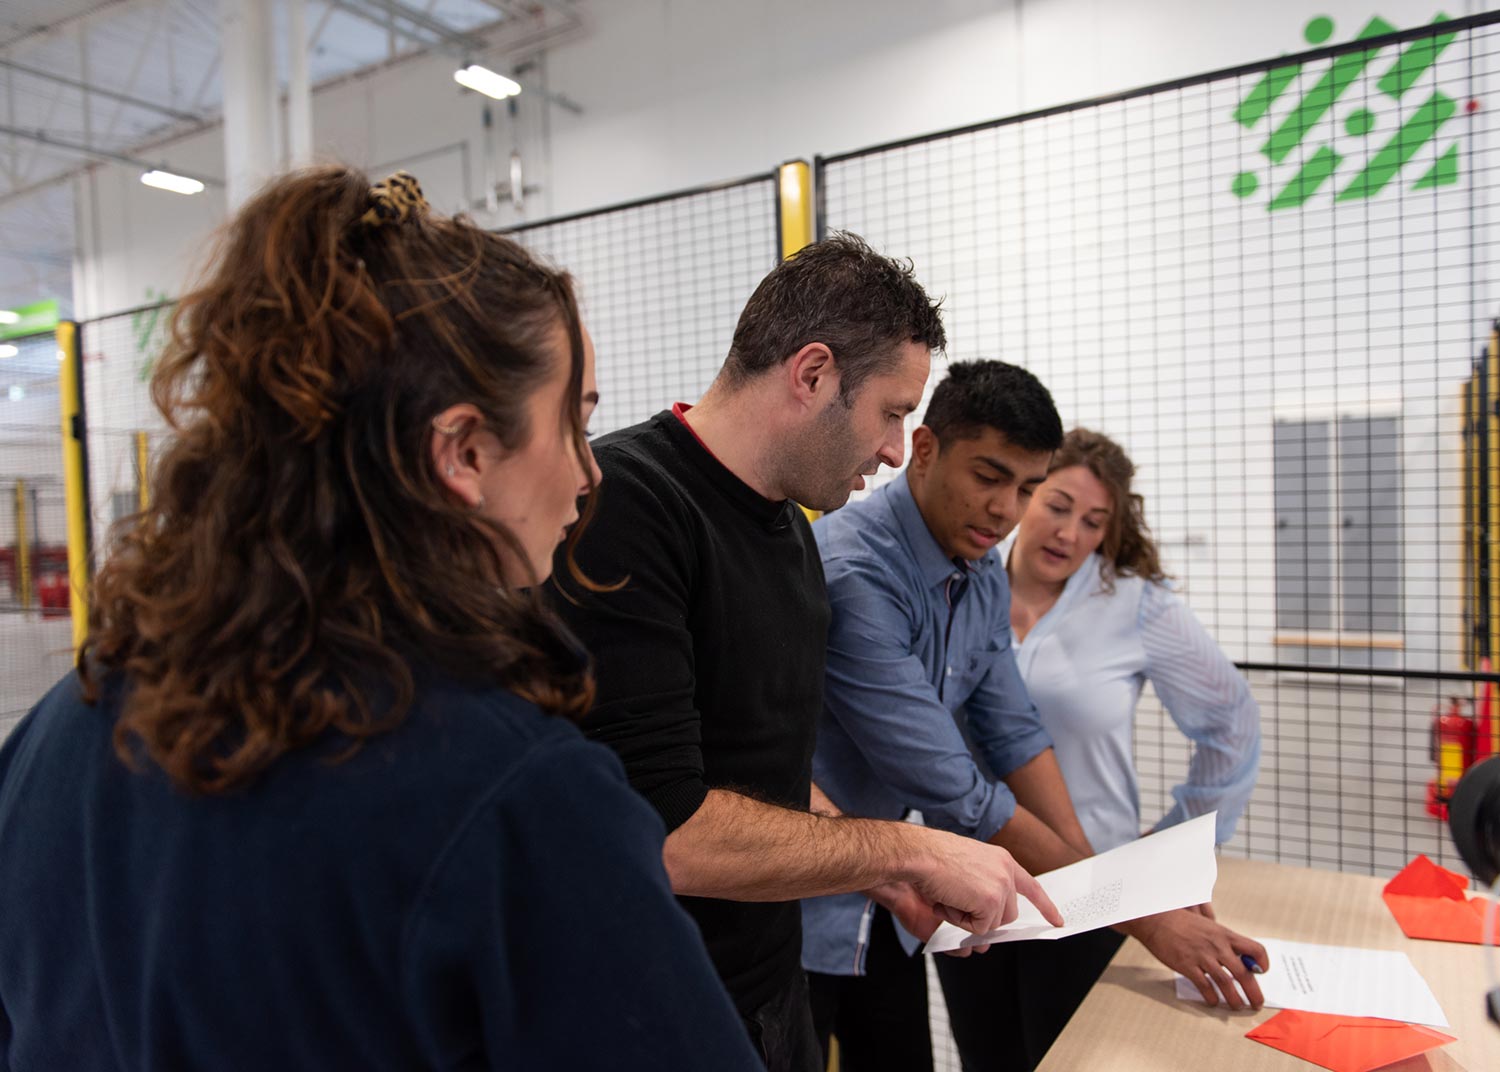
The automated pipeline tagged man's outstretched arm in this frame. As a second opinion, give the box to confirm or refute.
[665,788,1062,938]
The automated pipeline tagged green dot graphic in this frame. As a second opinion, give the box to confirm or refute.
[1232,172,1259,198]
[1345,108,1375,136]
[1305,16,1334,45]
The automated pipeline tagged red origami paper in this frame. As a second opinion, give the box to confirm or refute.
[1381,854,1489,944]
[1247,1009,1456,1072]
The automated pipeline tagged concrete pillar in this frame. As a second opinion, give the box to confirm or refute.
[286,0,313,168]
[221,0,276,210]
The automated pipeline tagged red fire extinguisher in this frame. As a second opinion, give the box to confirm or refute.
[1426,696,1477,819]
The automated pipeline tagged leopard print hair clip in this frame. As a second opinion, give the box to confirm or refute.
[359,170,429,229]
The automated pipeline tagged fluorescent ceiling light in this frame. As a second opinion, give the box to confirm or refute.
[0,310,18,324]
[8,385,22,402]
[454,65,521,100]
[0,344,17,358]
[141,170,205,195]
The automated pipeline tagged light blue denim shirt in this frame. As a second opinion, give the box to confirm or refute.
[801,474,1053,976]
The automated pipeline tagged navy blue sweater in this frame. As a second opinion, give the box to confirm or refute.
[0,672,762,1071]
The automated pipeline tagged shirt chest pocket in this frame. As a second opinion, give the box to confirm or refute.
[942,649,990,700]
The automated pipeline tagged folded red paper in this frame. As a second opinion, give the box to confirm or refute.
[1381,855,1488,944]
[1246,1009,1456,1072]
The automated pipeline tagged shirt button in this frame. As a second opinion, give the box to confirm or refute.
[946,667,954,676]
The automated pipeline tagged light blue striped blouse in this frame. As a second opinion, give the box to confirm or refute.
[1005,537,1261,853]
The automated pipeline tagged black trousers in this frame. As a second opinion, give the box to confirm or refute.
[743,967,824,1072]
[934,927,1125,1071]
[808,908,934,1072]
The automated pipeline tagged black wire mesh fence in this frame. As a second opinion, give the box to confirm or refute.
[506,173,781,437]
[818,13,1500,882]
[13,12,1492,900]
[67,171,784,633]
[0,302,177,740]
[0,173,784,735]
[79,301,173,568]
[0,330,75,740]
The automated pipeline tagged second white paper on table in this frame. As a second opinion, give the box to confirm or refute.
[1173,938,1449,1027]
[923,811,1218,954]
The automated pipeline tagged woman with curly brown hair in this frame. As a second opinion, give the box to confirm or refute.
[1006,427,1261,857]
[0,167,760,1071]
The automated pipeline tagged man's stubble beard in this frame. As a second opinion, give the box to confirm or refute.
[771,398,871,513]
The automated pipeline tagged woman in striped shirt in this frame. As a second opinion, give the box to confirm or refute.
[1005,427,1261,857]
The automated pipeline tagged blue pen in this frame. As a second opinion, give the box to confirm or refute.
[1241,954,1265,974]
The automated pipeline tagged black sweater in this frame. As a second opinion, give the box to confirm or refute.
[553,409,830,1016]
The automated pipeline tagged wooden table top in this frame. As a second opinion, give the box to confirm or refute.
[1037,856,1499,1071]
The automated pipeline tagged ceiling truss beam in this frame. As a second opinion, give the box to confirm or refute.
[0,55,204,125]
[0,122,220,186]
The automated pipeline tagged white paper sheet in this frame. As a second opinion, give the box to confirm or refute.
[1173,938,1449,1027]
[923,811,1218,954]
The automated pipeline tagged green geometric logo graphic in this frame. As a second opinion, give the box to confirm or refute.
[131,286,172,382]
[1232,14,1461,211]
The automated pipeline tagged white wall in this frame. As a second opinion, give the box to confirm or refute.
[540,0,1480,217]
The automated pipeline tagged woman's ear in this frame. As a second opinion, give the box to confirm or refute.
[430,403,488,509]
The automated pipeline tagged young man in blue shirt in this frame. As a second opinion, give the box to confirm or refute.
[804,360,1269,1071]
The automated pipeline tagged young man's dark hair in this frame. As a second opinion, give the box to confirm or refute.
[921,359,1063,452]
[723,232,946,399]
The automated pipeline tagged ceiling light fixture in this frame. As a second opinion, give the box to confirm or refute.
[0,344,18,358]
[453,65,521,100]
[0,310,18,325]
[141,170,205,195]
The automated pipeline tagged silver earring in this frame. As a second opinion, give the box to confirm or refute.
[476,496,486,510]
[445,464,455,477]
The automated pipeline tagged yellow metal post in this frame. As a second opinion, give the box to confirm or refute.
[135,431,150,511]
[1490,328,1500,671]
[1491,326,1500,758]
[57,321,91,654]
[1462,375,1476,669]
[14,479,31,611]
[779,159,814,262]
[779,160,822,522]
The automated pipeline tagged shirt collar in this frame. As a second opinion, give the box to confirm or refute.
[888,472,996,589]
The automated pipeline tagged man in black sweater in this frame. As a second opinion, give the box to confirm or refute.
[551,235,1059,1071]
